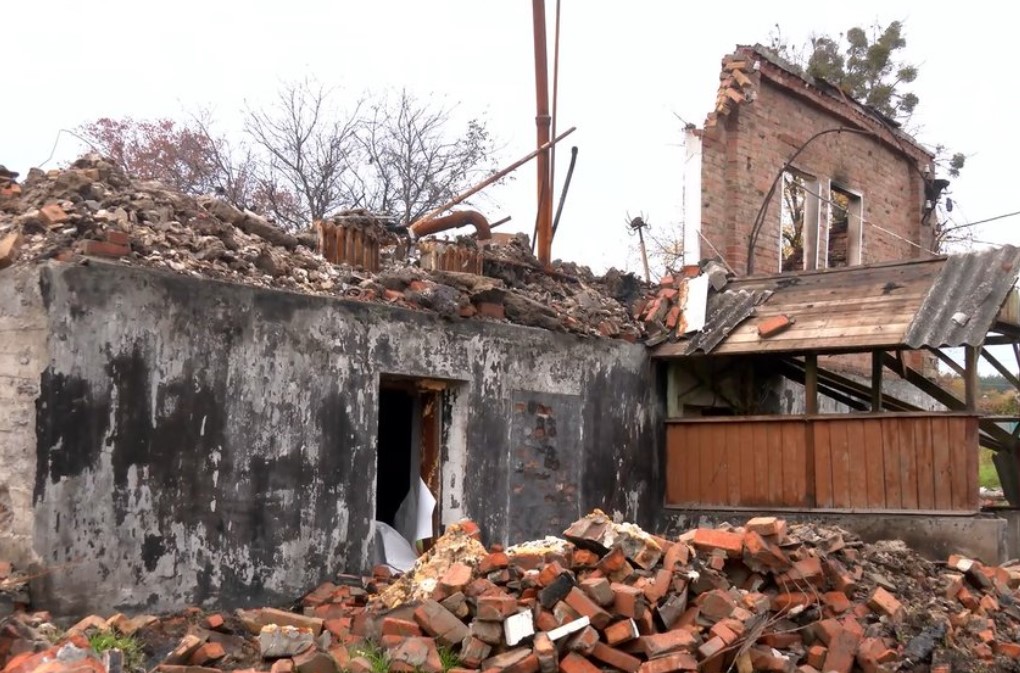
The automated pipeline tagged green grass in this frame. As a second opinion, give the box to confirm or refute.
[349,641,389,673]
[438,645,461,673]
[980,448,1002,490]
[87,631,146,671]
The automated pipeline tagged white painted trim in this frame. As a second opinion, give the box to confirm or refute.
[682,129,702,266]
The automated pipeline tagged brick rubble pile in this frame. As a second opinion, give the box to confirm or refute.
[0,156,646,341]
[4,512,1020,673]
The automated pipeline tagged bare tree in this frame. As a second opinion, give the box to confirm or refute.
[350,89,497,226]
[244,80,363,230]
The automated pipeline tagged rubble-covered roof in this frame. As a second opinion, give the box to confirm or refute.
[0,156,650,342]
[653,247,1020,358]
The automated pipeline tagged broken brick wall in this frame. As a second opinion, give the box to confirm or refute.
[700,65,933,277]
[0,267,48,568]
[7,262,661,617]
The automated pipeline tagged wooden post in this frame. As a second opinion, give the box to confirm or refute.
[965,346,979,411]
[871,351,883,411]
[805,353,819,415]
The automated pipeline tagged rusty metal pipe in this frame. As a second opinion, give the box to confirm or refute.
[410,210,492,240]
[533,0,553,267]
[408,127,575,230]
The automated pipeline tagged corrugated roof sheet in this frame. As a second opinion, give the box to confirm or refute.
[682,289,765,354]
[652,246,1020,358]
[904,244,1020,349]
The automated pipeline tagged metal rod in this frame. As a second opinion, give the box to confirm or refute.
[981,347,1020,391]
[550,0,562,218]
[551,146,578,239]
[409,127,575,229]
[532,0,554,267]
[637,224,651,284]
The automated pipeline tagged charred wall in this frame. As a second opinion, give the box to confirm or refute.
[17,262,658,616]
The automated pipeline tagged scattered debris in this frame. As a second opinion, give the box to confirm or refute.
[0,155,650,341]
[4,512,1020,672]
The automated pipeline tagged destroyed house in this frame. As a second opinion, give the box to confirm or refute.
[687,45,937,279]
[0,157,660,616]
[1,43,1018,620]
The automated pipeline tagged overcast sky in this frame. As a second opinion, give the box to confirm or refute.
[5,1,1016,273]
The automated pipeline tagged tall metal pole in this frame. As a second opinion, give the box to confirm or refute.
[532,0,553,267]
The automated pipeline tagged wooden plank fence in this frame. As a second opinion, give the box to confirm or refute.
[665,413,979,512]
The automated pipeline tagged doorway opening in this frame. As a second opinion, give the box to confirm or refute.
[375,376,447,560]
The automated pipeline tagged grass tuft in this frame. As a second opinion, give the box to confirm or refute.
[87,631,146,671]
[349,641,389,673]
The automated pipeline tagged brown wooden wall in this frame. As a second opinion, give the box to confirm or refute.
[665,413,979,512]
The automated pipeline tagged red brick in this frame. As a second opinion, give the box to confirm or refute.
[579,577,614,607]
[743,531,789,570]
[996,642,1020,659]
[563,587,611,629]
[757,314,793,338]
[204,614,225,630]
[708,622,737,646]
[697,590,735,621]
[603,619,639,646]
[821,591,851,614]
[639,631,697,657]
[806,645,826,669]
[590,642,641,673]
[413,600,469,646]
[637,652,698,672]
[571,549,599,568]
[503,653,541,673]
[382,618,422,638]
[39,204,69,226]
[597,547,634,582]
[0,232,21,269]
[438,563,473,595]
[475,594,518,621]
[188,642,226,665]
[460,637,492,669]
[477,552,509,574]
[81,240,130,258]
[866,587,903,621]
[690,529,743,557]
[785,556,824,585]
[294,648,341,673]
[822,628,861,673]
[611,583,647,620]
[698,636,726,660]
[534,633,558,673]
[271,659,295,673]
[745,517,784,536]
[662,542,690,572]
[760,631,801,649]
[558,627,593,655]
[103,230,131,246]
[771,592,816,612]
[558,652,601,673]
[476,302,505,320]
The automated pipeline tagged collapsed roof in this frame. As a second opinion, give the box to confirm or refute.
[0,155,649,342]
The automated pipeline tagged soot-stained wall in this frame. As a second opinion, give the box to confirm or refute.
[4,262,659,616]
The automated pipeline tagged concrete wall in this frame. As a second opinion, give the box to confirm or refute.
[2,262,661,616]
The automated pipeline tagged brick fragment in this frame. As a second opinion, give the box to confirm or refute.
[566,625,600,655]
[757,314,793,338]
[413,600,469,647]
[559,652,601,673]
[604,619,640,646]
[806,644,826,669]
[205,614,225,630]
[639,630,697,657]
[478,551,509,574]
[612,583,647,620]
[539,574,576,609]
[823,628,861,673]
[459,637,492,668]
[579,578,614,607]
[597,547,634,582]
[691,529,743,557]
[563,587,611,629]
[39,204,69,226]
[470,619,503,645]
[482,648,532,670]
[382,617,422,638]
[476,594,518,621]
[188,642,226,666]
[534,632,558,673]
[0,232,22,268]
[439,563,473,595]
[771,592,816,612]
[590,642,641,673]
[697,589,735,622]
[293,648,339,673]
[637,652,698,672]
[867,587,903,621]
